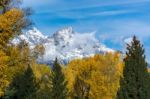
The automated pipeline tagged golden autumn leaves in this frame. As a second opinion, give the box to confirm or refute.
[0,9,24,48]
[0,9,24,95]
[0,51,9,96]
[65,53,124,99]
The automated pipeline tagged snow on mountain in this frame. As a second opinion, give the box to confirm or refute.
[12,27,114,64]
[12,28,48,46]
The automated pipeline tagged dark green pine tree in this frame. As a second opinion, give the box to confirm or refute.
[50,58,68,99]
[116,36,150,99]
[5,65,39,99]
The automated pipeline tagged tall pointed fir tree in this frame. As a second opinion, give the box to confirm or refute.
[5,65,39,99]
[50,58,68,99]
[116,36,150,99]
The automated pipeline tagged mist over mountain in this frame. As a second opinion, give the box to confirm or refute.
[12,27,114,64]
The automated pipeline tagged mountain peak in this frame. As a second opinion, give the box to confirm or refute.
[26,27,45,37]
[12,27,47,45]
[54,26,74,36]
[11,27,114,64]
[52,27,74,45]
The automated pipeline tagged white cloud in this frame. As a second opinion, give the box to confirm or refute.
[92,10,134,16]
[55,9,135,19]
[98,20,150,43]
[123,37,133,44]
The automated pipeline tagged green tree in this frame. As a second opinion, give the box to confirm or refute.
[5,65,39,99]
[50,58,68,99]
[116,36,150,99]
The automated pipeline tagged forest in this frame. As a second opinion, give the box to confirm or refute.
[0,0,150,99]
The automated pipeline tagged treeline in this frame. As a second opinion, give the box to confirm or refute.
[0,0,150,99]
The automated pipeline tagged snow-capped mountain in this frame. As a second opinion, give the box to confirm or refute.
[12,27,114,64]
[12,28,48,47]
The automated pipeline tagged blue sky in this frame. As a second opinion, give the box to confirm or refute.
[23,0,150,62]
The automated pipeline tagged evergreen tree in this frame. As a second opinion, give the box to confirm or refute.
[50,58,68,99]
[5,65,38,99]
[116,36,150,99]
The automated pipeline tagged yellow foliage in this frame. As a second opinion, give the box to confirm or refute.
[148,68,150,73]
[31,63,51,81]
[65,53,124,99]
[0,50,9,96]
[5,46,27,82]
[0,8,29,96]
[31,63,52,99]
[0,8,23,48]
